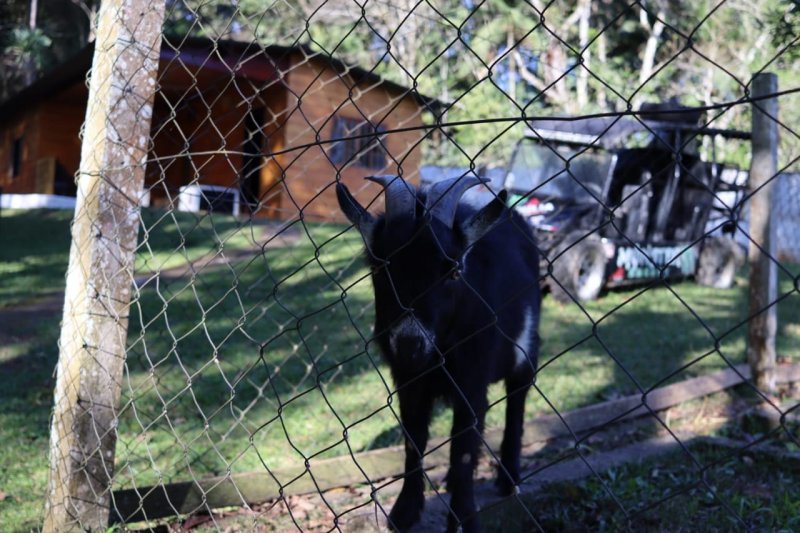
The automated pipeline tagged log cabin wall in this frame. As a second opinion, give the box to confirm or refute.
[146,90,193,208]
[0,84,85,197]
[145,75,290,215]
[37,85,86,196]
[0,110,39,194]
[282,52,426,222]
[252,81,289,219]
[146,84,246,209]
[1,43,429,223]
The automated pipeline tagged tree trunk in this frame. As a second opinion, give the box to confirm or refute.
[638,6,665,86]
[576,0,591,109]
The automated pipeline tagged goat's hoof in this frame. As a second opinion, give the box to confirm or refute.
[494,473,519,497]
[388,492,424,532]
[446,514,482,533]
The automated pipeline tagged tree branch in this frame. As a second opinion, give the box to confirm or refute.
[638,6,666,86]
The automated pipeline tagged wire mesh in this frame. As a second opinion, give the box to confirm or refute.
[43,0,800,530]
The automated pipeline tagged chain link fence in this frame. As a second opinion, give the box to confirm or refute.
[39,0,800,530]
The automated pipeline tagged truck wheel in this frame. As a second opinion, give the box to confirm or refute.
[551,237,607,303]
[696,237,742,289]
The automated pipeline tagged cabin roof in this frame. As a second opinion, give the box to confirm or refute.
[0,37,441,119]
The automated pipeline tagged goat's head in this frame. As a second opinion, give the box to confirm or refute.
[336,175,508,368]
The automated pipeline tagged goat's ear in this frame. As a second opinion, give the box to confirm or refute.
[336,182,375,243]
[461,189,508,248]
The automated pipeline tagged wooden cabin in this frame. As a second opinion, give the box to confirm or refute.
[0,38,435,221]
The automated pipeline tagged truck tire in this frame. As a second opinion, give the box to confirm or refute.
[550,236,607,303]
[696,237,742,289]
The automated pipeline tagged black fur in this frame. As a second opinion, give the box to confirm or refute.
[338,179,540,533]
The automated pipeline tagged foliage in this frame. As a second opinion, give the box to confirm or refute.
[4,1,800,168]
[0,0,97,102]
[5,27,53,70]
[155,0,800,167]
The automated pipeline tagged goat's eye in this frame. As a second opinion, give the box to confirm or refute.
[449,268,461,281]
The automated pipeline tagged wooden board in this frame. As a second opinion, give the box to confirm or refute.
[110,362,800,524]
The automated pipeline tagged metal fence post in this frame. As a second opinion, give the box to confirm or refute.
[42,0,166,529]
[746,73,779,394]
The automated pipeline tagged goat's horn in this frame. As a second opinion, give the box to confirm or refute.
[426,176,488,228]
[365,175,416,222]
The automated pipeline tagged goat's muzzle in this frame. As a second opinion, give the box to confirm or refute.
[388,316,436,363]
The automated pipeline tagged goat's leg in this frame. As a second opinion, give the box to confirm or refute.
[496,374,532,495]
[445,393,487,533]
[388,386,434,531]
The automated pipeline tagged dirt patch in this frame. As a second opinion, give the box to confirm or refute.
[132,221,302,288]
[0,295,63,345]
[0,295,62,393]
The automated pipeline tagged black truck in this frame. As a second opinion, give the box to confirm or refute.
[503,104,750,302]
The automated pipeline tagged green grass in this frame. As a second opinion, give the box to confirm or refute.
[0,319,59,531]
[114,220,380,488]
[1,207,799,530]
[0,209,72,307]
[111,224,800,490]
[0,208,261,308]
[482,440,800,531]
[0,207,276,531]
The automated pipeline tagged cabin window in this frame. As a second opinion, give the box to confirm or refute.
[11,137,22,178]
[329,116,387,169]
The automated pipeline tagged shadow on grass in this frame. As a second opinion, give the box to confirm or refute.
[540,266,798,414]
[9,207,795,505]
[114,224,384,484]
[114,246,800,490]
[0,208,265,309]
[0,303,63,530]
[0,210,72,307]
[481,437,800,531]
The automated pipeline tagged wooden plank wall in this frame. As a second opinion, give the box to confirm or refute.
[0,49,429,224]
[282,53,427,222]
[146,85,246,209]
[38,85,86,180]
[256,84,290,218]
[0,83,84,196]
[0,108,42,194]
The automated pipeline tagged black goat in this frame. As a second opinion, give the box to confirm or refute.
[336,175,540,533]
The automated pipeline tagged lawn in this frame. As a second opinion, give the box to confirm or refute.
[481,440,800,531]
[0,305,58,531]
[0,208,259,308]
[1,207,799,530]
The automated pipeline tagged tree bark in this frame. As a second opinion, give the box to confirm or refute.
[576,0,591,109]
[638,5,665,86]
[42,0,166,529]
